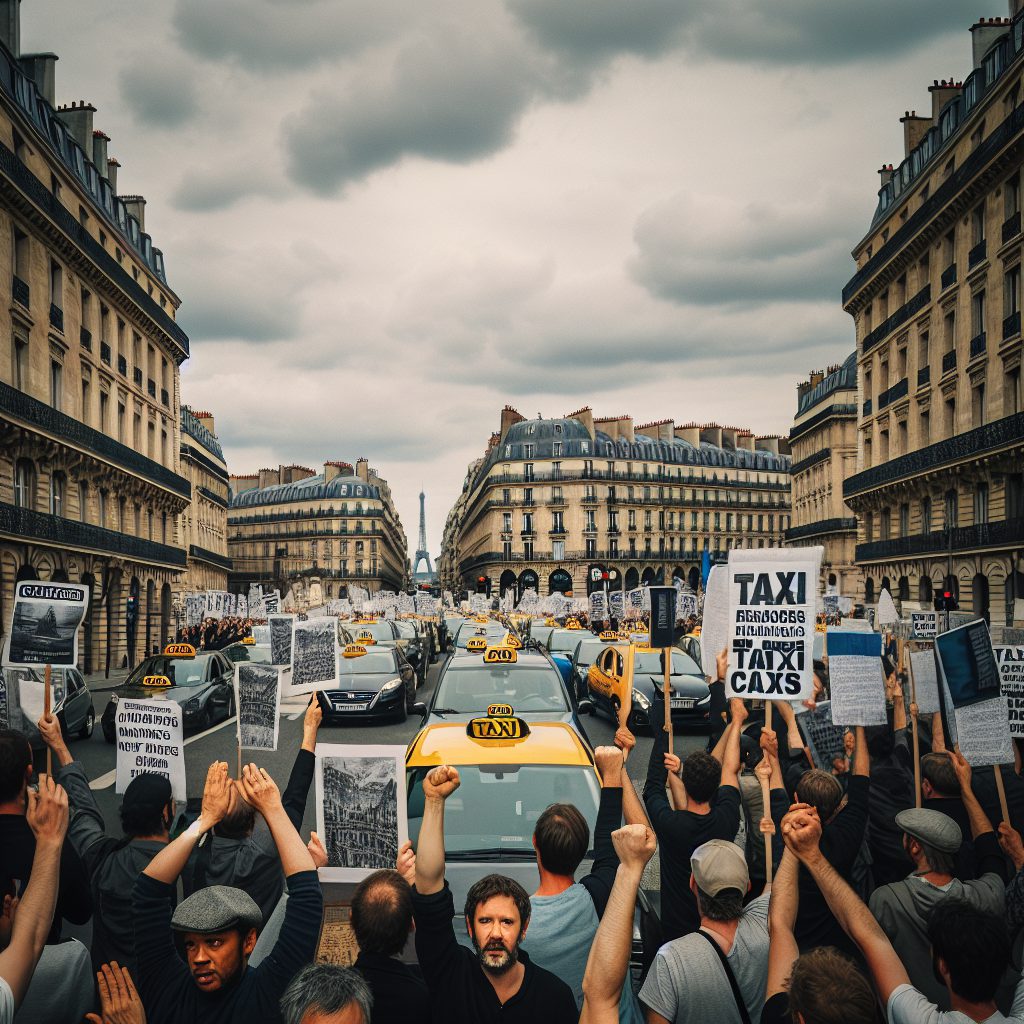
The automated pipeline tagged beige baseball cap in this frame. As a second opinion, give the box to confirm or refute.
[690,839,749,896]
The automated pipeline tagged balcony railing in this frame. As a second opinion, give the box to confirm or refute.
[878,377,908,410]
[940,263,958,290]
[197,485,229,508]
[48,303,63,331]
[844,412,1024,498]
[0,501,186,566]
[856,517,1024,562]
[100,342,111,365]
[79,326,91,350]
[0,379,191,498]
[969,332,987,359]
[117,354,127,376]
[941,349,957,374]
[968,239,987,269]
[12,274,28,308]
[860,285,931,355]
[917,365,930,387]
[1003,211,1022,244]
[1004,310,1021,340]
[188,544,232,571]
[785,517,858,542]
[788,448,831,476]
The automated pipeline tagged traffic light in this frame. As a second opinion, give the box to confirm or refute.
[476,576,491,596]
[934,590,960,612]
[126,596,138,624]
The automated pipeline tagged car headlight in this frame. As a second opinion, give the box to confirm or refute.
[632,688,651,711]
[380,678,403,693]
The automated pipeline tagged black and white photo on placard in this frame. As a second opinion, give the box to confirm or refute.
[269,614,294,666]
[235,663,281,751]
[4,582,90,668]
[291,617,338,692]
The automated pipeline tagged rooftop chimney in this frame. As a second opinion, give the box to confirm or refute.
[735,432,756,453]
[121,195,146,232]
[809,369,825,388]
[106,157,119,192]
[566,406,595,439]
[18,52,57,105]
[55,100,96,152]
[499,405,524,442]
[900,110,932,157]
[699,424,723,448]
[355,458,369,482]
[92,130,109,180]
[0,0,19,58]
[929,79,962,120]
[971,17,1011,69]
[194,411,215,434]
[674,424,701,447]
[756,436,781,456]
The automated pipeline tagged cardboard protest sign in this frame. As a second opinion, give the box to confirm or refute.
[911,612,939,640]
[876,589,899,627]
[726,547,822,701]
[4,581,90,668]
[649,586,676,648]
[115,698,185,800]
[822,594,839,617]
[700,565,729,678]
[795,700,848,771]
[269,614,294,666]
[235,664,282,751]
[589,590,607,621]
[935,620,1013,766]
[291,617,339,694]
[995,647,1024,738]
[825,632,887,726]
[908,650,941,715]
[609,590,625,620]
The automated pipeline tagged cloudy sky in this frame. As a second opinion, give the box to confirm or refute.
[23,0,982,553]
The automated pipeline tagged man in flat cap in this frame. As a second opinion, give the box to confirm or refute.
[868,749,1008,1010]
[131,761,323,1024]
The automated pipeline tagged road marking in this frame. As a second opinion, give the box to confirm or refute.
[88,715,238,790]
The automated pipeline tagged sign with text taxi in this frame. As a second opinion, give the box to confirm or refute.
[467,712,530,740]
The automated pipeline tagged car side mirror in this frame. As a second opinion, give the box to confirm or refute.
[411,702,427,717]
[577,699,595,716]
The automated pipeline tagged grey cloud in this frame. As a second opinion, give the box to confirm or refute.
[118,58,199,127]
[171,165,285,212]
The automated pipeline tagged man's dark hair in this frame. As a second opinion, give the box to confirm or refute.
[928,900,1009,1002]
[914,839,955,877]
[921,752,959,796]
[279,964,372,1024]
[681,751,721,803]
[119,800,170,838]
[464,874,531,934]
[865,723,895,760]
[215,795,256,840]
[534,802,589,876]
[351,870,412,957]
[696,887,743,923]
[812,659,829,694]
[787,947,876,1023]
[796,769,844,822]
[0,730,32,803]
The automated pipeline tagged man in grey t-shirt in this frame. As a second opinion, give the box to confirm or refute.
[639,839,770,1024]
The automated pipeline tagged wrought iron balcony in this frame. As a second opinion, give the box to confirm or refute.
[1003,211,1021,244]
[197,485,229,508]
[1004,311,1021,340]
[969,332,987,359]
[861,286,931,355]
[941,349,957,374]
[878,377,908,410]
[48,303,63,331]
[12,275,29,307]
[789,448,831,476]
[0,379,191,498]
[940,263,958,290]
[968,239,987,269]
[917,365,930,387]
[785,517,858,542]
[844,412,1024,498]
[0,500,186,566]
[79,326,91,350]
[856,517,1024,562]
[188,544,232,571]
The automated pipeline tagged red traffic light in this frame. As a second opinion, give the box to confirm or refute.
[943,591,952,599]
[478,577,486,583]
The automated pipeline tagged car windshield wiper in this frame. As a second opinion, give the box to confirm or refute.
[446,848,536,862]
[431,707,462,715]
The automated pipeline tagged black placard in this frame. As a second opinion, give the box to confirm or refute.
[649,586,676,648]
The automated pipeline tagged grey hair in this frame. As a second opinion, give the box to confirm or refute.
[280,964,373,1024]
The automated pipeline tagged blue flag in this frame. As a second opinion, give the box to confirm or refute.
[701,549,712,590]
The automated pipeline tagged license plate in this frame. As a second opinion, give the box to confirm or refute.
[670,698,695,709]
[334,703,368,712]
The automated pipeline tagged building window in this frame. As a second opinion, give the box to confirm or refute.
[971,290,986,338]
[523,444,534,459]
[585,510,596,531]
[1007,172,1021,218]
[81,378,90,424]
[552,511,564,532]
[552,442,561,456]
[78,481,88,523]
[899,503,909,537]
[1005,266,1020,320]
[502,512,511,532]
[523,463,534,482]
[161,512,168,543]
[921,496,931,534]
[12,335,28,391]
[552,540,565,560]
[974,483,989,524]
[585,538,596,558]
[609,537,618,555]
[502,541,512,560]
[523,541,533,560]
[522,513,533,533]
[49,259,62,313]
[98,490,107,527]
[944,489,958,529]
[972,382,986,427]
[49,472,65,516]
[49,359,62,410]
[14,459,35,509]
[628,509,636,529]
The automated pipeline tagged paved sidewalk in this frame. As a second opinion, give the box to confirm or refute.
[83,668,130,692]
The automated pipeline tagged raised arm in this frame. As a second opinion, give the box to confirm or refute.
[949,749,995,840]
[415,766,459,896]
[280,699,322,831]
[765,848,800,1000]
[852,725,869,777]
[238,763,315,876]
[930,712,946,753]
[721,698,747,790]
[580,824,657,1024]
[613,726,651,827]
[0,775,68,1009]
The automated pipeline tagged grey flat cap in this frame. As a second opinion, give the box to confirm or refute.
[171,885,261,934]
[895,808,963,854]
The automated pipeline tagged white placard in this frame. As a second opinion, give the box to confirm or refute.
[291,617,339,694]
[269,614,294,666]
[996,646,1024,738]
[3,581,90,668]
[909,650,941,715]
[700,565,729,678]
[826,632,887,726]
[876,589,899,627]
[235,664,282,751]
[315,743,407,882]
[911,612,938,640]
[726,547,822,701]
[115,698,185,801]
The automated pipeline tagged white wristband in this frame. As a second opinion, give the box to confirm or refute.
[185,819,203,840]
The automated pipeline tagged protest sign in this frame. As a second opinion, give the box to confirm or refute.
[908,650,941,715]
[609,590,625,620]
[678,592,698,620]
[822,594,839,617]
[911,612,938,640]
[826,632,887,726]
[995,647,1024,738]
[0,669,9,729]
[726,547,822,701]
[589,590,607,622]
[795,700,848,771]
[115,698,185,800]
[235,664,282,751]
[649,587,676,649]
[935,620,1013,766]
[269,614,294,666]
[291,617,339,694]
[876,589,899,627]
[251,625,270,645]
[700,565,729,678]
[3,581,90,668]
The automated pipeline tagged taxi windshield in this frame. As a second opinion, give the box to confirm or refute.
[124,654,212,687]
[454,624,506,648]
[407,764,600,857]
[633,650,700,675]
[573,639,607,666]
[353,623,395,643]
[339,650,397,675]
[548,630,586,654]
[394,622,418,639]
[435,666,569,713]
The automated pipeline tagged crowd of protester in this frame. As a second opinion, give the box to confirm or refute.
[5,633,1024,1023]
[175,618,258,652]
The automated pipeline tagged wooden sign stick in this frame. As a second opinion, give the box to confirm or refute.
[762,700,773,885]
[995,763,1011,826]
[663,647,673,756]
[44,664,52,776]
[907,644,921,808]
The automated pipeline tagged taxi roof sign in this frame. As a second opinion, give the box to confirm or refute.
[502,633,523,649]
[483,646,517,664]
[598,631,618,641]
[142,674,172,687]
[356,632,377,645]
[488,703,514,717]
[466,637,487,652]
[342,644,368,658]
[164,643,195,658]
[565,618,583,630]
[242,636,255,645]
[467,715,530,741]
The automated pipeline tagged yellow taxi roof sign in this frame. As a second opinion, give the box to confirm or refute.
[356,632,377,645]
[143,674,172,687]
[466,715,530,741]
[544,618,557,626]
[164,643,195,658]
[502,633,523,649]
[466,637,487,652]
[488,703,514,717]
[343,644,368,658]
[484,646,517,664]
[407,721,595,768]
[565,618,582,630]
[242,636,255,645]
[598,631,618,641]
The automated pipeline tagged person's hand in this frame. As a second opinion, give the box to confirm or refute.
[950,747,973,790]
[759,816,776,836]
[781,805,822,862]
[238,764,283,815]
[303,696,323,740]
[85,962,146,1024]
[715,647,728,682]
[611,823,657,873]
[760,728,779,761]
[754,756,772,783]
[423,765,460,800]
[831,756,849,776]
[199,762,233,829]
[595,746,624,784]
[999,823,1024,870]
[909,702,919,720]
[396,839,416,886]
[729,697,748,725]
[843,731,856,757]
[663,752,681,776]
[0,894,18,951]
[37,713,67,754]
[613,726,636,761]
[26,773,68,846]
[884,672,897,702]
[307,831,328,868]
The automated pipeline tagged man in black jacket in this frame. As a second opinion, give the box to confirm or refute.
[411,764,577,1024]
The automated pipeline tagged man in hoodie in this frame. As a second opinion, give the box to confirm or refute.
[868,749,1007,1010]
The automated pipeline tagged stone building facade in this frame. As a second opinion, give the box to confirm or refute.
[441,406,791,600]
[0,4,190,672]
[227,460,408,601]
[843,9,1024,626]
[179,407,230,593]
[786,354,863,597]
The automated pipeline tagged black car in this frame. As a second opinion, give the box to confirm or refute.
[101,650,236,742]
[393,620,427,685]
[318,645,417,722]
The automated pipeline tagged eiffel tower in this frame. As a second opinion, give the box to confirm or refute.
[411,490,435,580]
